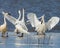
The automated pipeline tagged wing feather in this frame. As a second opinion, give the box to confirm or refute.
[2,12,17,25]
[46,17,59,30]
[27,13,40,27]
[20,21,28,31]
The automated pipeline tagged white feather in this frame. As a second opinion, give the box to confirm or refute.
[20,9,28,31]
[17,10,21,20]
[0,16,7,36]
[27,13,59,34]
[46,17,60,30]
[2,11,16,25]
[27,13,40,27]
[2,9,29,34]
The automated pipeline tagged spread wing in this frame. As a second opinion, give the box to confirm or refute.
[27,13,40,27]
[20,9,28,31]
[20,21,28,31]
[46,17,59,30]
[2,12,17,25]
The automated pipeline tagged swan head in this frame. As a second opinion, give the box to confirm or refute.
[41,15,45,24]
[2,11,11,16]
[41,15,45,19]
[2,11,8,15]
[18,10,21,14]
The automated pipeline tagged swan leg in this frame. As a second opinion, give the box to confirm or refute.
[16,31,20,34]
[1,32,5,37]
[42,32,45,35]
[18,33,24,37]
[37,32,39,35]
[1,34,4,37]
[6,32,8,37]
[15,29,24,37]
[1,31,8,37]
[37,32,45,35]
[15,29,20,34]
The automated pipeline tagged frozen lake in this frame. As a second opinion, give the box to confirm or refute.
[0,32,60,48]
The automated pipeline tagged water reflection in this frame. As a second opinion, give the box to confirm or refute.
[0,32,60,48]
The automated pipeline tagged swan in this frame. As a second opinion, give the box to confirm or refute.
[14,9,28,37]
[14,10,21,34]
[2,9,29,37]
[0,16,8,37]
[27,13,60,35]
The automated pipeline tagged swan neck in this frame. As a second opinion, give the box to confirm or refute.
[4,17,6,24]
[22,9,24,21]
[18,10,21,20]
[41,16,45,23]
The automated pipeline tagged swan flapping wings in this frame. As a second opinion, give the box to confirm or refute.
[27,13,60,31]
[2,11,28,31]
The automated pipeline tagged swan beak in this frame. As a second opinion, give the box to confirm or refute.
[2,11,5,14]
[2,11,8,16]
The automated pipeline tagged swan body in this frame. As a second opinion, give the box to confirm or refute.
[2,9,29,36]
[0,16,7,37]
[27,13,59,35]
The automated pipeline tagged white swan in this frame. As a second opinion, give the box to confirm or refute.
[14,9,28,37]
[27,13,60,35]
[2,9,29,37]
[14,10,21,34]
[0,16,8,37]
[17,10,21,20]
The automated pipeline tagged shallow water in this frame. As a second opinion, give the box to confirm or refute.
[0,32,60,48]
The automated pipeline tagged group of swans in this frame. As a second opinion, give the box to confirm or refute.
[2,9,29,37]
[0,9,60,37]
[27,13,60,35]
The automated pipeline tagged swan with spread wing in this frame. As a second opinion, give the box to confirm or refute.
[2,9,29,37]
[27,13,60,35]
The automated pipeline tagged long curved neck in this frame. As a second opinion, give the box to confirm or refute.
[22,8,24,22]
[4,17,6,24]
[41,16,45,24]
[18,10,21,20]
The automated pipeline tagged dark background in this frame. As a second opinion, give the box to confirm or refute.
[0,0,60,32]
